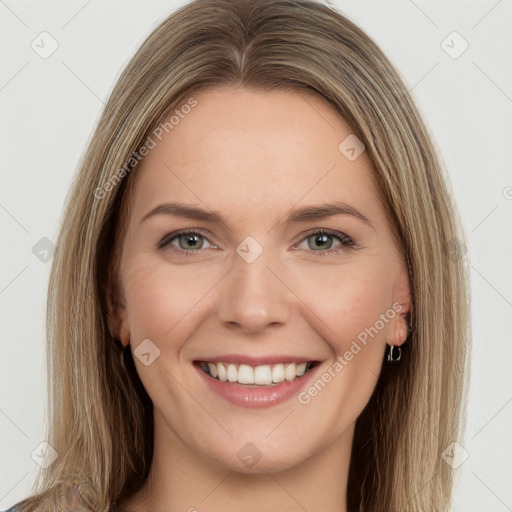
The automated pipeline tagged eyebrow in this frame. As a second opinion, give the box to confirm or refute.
[140,200,374,230]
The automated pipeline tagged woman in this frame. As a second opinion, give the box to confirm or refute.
[5,0,471,510]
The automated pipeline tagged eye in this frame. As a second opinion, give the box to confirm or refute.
[293,229,356,255]
[158,230,216,255]
[158,228,356,257]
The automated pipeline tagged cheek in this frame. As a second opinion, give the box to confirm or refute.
[291,263,393,354]
[334,282,388,347]
[294,272,392,426]
[122,257,218,343]
[121,259,217,404]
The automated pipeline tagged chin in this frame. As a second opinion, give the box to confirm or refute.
[203,437,315,475]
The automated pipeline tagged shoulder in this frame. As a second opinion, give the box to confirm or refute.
[2,503,30,512]
[3,505,21,512]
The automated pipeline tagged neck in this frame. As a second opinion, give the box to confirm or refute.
[120,410,354,512]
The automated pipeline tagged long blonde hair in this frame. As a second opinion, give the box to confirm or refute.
[13,1,471,511]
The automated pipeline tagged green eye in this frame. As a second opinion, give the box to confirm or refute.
[307,232,334,251]
[158,228,356,256]
[295,229,356,255]
[176,232,205,250]
[158,230,215,254]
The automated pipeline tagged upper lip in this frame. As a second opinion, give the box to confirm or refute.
[194,354,320,366]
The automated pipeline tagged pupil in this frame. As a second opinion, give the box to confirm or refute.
[181,234,201,249]
[312,234,332,250]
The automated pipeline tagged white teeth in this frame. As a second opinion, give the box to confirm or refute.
[254,365,273,385]
[296,362,307,376]
[207,362,218,378]
[272,364,285,383]
[217,362,227,382]
[285,363,296,381]
[238,364,254,384]
[227,363,238,382]
[199,361,313,385]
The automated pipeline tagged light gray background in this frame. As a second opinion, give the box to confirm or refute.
[1,1,511,510]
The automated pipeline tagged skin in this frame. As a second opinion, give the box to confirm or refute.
[113,86,411,512]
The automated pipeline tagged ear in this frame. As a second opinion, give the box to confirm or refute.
[106,272,130,347]
[389,260,412,347]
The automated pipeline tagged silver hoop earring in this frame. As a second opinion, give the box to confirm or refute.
[386,344,402,364]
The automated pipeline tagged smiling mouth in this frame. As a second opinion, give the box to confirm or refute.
[194,360,320,386]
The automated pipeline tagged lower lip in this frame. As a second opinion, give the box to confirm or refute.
[194,363,319,409]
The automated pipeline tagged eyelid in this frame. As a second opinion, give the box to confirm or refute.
[293,227,354,245]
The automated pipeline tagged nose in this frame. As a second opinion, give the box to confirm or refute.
[216,248,293,334]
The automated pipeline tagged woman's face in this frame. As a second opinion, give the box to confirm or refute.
[115,86,410,473]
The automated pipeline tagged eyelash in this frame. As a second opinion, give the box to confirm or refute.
[158,228,356,257]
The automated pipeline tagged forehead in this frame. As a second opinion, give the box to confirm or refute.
[129,86,382,226]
